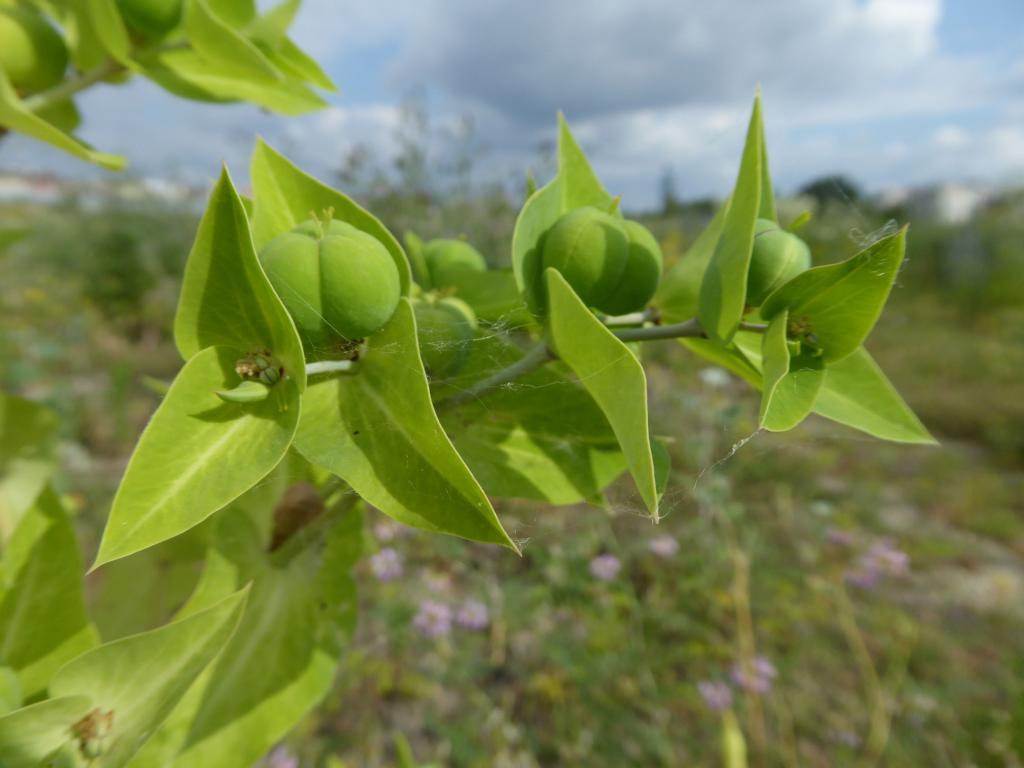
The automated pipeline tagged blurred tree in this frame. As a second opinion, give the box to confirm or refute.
[799,174,862,208]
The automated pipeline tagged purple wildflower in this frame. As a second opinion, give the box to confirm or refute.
[730,656,777,694]
[422,570,453,593]
[264,745,299,768]
[369,547,403,582]
[455,599,490,631]
[846,538,909,590]
[413,599,452,639]
[589,553,621,582]
[648,535,679,559]
[826,527,856,547]
[698,681,733,712]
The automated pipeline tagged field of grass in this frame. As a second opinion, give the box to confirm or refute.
[1,188,1022,766]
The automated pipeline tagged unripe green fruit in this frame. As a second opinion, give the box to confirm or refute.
[423,239,487,288]
[540,206,628,310]
[600,220,664,315]
[414,297,477,378]
[0,7,68,93]
[746,218,812,306]
[259,219,401,357]
[115,0,182,39]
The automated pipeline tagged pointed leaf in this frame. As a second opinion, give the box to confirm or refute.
[49,589,247,767]
[249,140,411,293]
[128,506,361,767]
[758,94,777,222]
[0,70,125,170]
[84,0,132,63]
[761,228,907,363]
[0,393,58,539]
[0,487,99,699]
[0,695,93,768]
[174,168,305,390]
[545,270,658,516]
[654,200,729,323]
[759,311,824,431]
[814,348,936,444]
[511,114,615,315]
[94,346,300,568]
[268,37,335,91]
[293,299,516,549]
[440,334,626,505]
[698,95,763,343]
[185,0,281,83]
[0,668,20,715]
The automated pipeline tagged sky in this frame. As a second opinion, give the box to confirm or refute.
[2,0,1022,209]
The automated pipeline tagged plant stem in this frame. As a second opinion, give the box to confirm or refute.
[305,359,356,376]
[613,318,704,342]
[22,59,124,113]
[437,342,554,412]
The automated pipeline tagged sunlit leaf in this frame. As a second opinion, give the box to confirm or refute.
[0,70,125,170]
[0,695,93,768]
[173,168,305,391]
[0,393,58,540]
[761,228,907,363]
[759,310,824,431]
[293,299,517,549]
[546,270,658,516]
[654,201,728,323]
[0,487,98,698]
[699,94,763,343]
[185,0,281,83]
[49,589,248,767]
[94,346,300,568]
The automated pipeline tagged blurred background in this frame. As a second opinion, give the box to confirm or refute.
[2,0,1023,766]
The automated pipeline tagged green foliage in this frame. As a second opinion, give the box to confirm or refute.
[293,300,516,549]
[0,393,58,539]
[746,218,811,306]
[0,7,67,92]
[699,94,766,343]
[0,695,93,768]
[94,346,301,567]
[546,270,659,516]
[601,219,664,316]
[539,206,629,311]
[758,310,824,431]
[413,296,477,379]
[761,228,907,362]
[422,238,487,289]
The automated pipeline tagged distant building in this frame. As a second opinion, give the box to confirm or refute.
[0,172,204,209]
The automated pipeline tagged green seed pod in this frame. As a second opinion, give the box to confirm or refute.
[36,97,80,132]
[216,380,272,404]
[413,296,477,379]
[599,219,664,316]
[746,218,812,306]
[0,7,68,93]
[115,0,183,39]
[423,238,487,289]
[259,219,401,358]
[539,206,629,311]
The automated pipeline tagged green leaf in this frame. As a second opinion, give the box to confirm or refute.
[174,167,305,391]
[0,226,31,256]
[83,0,132,63]
[758,94,777,222]
[680,337,762,388]
[545,270,658,516]
[205,0,257,27]
[654,201,728,324]
[403,231,431,289]
[245,0,299,43]
[698,94,763,343]
[728,333,933,444]
[185,0,282,83]
[128,507,361,768]
[446,270,533,327]
[758,311,824,431]
[94,346,300,568]
[49,589,247,767]
[0,70,125,171]
[0,393,58,540]
[761,229,908,363]
[0,487,98,699]
[511,113,616,315]
[141,49,326,114]
[259,37,335,91]
[293,299,516,550]
[0,695,93,768]
[0,668,21,715]
[440,335,627,505]
[249,140,411,294]
[814,348,936,444]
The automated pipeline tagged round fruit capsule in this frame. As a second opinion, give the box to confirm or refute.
[423,239,487,289]
[746,218,812,306]
[259,219,401,358]
[0,7,68,93]
[599,219,664,315]
[414,296,477,378]
[115,0,182,39]
[539,206,628,310]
